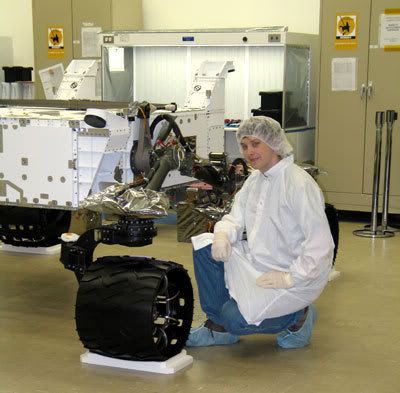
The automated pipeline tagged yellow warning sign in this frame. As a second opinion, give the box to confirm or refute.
[335,13,358,50]
[48,26,64,58]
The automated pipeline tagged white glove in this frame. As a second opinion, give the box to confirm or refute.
[256,270,294,289]
[211,232,232,262]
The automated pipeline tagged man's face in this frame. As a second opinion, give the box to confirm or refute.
[240,136,280,172]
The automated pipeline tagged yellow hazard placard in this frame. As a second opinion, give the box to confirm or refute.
[48,26,64,58]
[335,13,358,50]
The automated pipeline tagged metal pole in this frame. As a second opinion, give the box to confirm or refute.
[354,111,394,238]
[381,110,398,232]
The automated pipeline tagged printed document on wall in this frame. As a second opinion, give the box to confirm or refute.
[331,57,357,91]
[109,47,125,72]
[82,27,102,58]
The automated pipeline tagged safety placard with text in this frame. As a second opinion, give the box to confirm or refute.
[48,26,65,58]
[380,9,400,51]
[335,13,358,49]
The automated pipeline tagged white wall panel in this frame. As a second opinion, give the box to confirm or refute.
[0,0,34,67]
[248,47,284,116]
[135,47,187,105]
[143,0,320,34]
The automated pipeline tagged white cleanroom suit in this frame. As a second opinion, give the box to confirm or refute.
[192,155,334,325]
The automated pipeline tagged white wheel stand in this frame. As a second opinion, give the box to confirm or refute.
[0,243,61,255]
[80,350,193,374]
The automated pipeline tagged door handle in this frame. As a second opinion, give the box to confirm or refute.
[367,81,373,99]
[360,83,366,99]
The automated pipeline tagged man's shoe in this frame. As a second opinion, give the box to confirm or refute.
[276,304,317,349]
[186,320,240,347]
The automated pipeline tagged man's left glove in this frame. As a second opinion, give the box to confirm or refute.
[211,232,231,262]
[256,270,294,289]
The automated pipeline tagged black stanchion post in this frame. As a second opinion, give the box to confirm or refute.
[381,110,398,233]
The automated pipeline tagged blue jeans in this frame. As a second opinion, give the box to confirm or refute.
[193,244,303,335]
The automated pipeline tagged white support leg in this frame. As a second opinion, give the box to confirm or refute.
[80,350,193,374]
[1,244,61,255]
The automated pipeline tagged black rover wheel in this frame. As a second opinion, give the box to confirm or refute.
[75,255,193,361]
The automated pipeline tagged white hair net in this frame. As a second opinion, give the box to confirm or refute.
[236,116,293,158]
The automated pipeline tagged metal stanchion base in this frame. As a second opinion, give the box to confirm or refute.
[353,229,395,238]
[364,224,400,232]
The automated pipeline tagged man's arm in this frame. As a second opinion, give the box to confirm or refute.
[213,173,254,244]
[287,179,334,287]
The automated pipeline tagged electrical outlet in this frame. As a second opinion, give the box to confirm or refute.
[268,34,281,43]
[103,36,114,44]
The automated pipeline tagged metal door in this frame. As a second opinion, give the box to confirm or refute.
[72,0,112,59]
[32,0,73,98]
[316,0,371,196]
[363,1,400,197]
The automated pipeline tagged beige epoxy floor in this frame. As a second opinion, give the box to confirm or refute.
[0,220,399,393]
